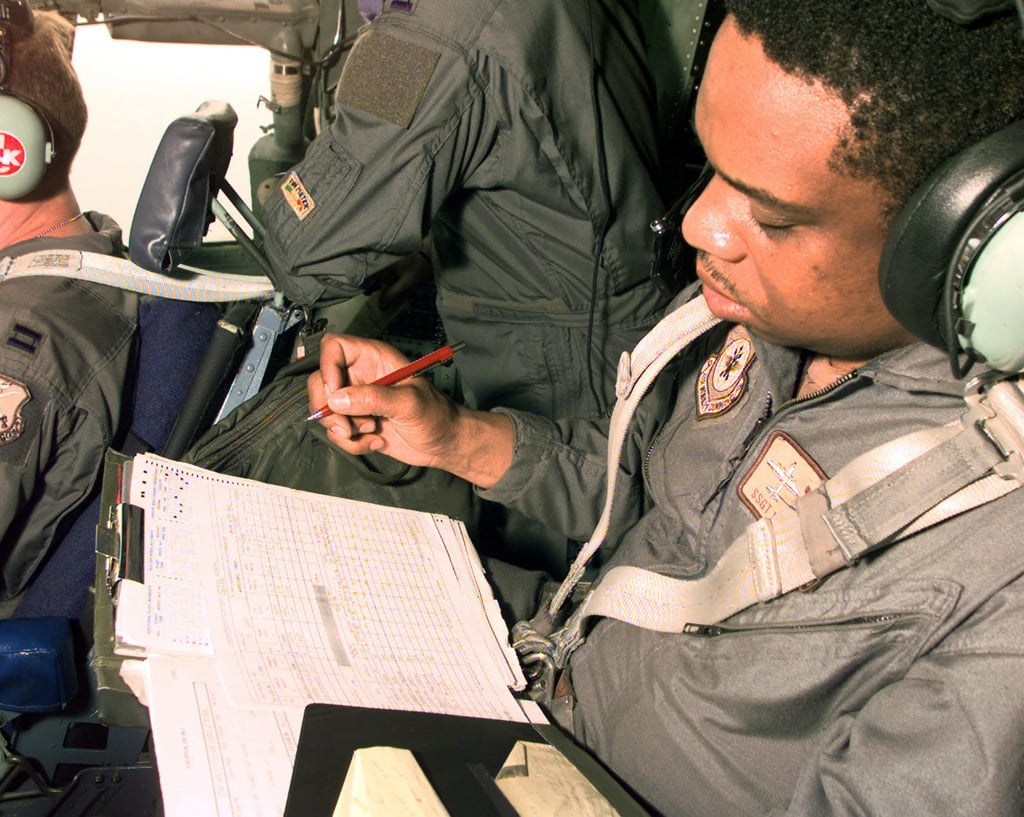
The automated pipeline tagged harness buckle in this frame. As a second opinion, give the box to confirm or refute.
[964,373,1024,482]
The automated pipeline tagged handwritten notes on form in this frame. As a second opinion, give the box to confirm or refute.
[113,454,533,817]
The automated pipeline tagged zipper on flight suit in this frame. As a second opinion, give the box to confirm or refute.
[739,393,774,458]
[194,385,309,471]
[781,370,860,409]
[737,370,860,459]
[682,612,904,637]
[642,366,857,486]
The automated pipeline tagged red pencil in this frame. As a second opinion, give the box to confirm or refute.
[306,341,465,421]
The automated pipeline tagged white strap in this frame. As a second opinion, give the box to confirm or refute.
[0,250,276,302]
[577,395,1021,632]
[548,295,721,614]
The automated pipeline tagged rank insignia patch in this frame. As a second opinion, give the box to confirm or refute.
[0,375,30,446]
[696,325,755,419]
[6,323,42,355]
[738,431,826,520]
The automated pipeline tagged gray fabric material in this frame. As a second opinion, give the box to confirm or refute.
[481,288,1024,817]
[263,0,669,419]
[0,213,139,598]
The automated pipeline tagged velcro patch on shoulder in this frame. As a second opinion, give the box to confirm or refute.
[337,29,440,128]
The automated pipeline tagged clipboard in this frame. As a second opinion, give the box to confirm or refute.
[284,704,651,817]
[90,448,151,728]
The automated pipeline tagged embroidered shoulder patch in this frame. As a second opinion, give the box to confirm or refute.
[337,29,440,128]
[280,171,317,221]
[697,325,755,419]
[738,430,827,520]
[0,375,31,446]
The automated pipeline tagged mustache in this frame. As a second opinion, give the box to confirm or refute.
[696,250,738,297]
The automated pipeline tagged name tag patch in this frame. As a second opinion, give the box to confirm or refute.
[738,431,826,520]
[281,171,317,221]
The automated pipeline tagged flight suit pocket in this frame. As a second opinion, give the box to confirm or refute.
[263,133,363,251]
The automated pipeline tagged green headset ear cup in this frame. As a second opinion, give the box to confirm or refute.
[878,119,1024,350]
[957,207,1024,371]
[0,92,51,199]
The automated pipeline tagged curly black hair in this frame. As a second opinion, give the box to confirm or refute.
[723,0,1024,217]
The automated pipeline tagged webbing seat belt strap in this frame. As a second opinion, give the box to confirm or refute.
[516,298,1024,675]
[575,410,1017,635]
[547,295,722,613]
[0,250,276,303]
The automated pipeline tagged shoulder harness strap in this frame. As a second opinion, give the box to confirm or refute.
[514,305,1024,683]
[0,249,275,302]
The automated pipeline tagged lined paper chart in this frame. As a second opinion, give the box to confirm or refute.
[129,454,528,723]
[119,457,214,656]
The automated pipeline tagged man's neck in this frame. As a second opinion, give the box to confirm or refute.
[796,353,864,398]
[0,189,87,251]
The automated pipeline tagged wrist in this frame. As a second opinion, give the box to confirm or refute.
[440,406,514,489]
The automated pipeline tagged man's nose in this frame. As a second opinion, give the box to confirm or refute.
[681,174,744,263]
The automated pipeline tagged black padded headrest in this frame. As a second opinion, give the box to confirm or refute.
[129,100,237,275]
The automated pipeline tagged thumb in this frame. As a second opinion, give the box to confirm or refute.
[327,383,401,419]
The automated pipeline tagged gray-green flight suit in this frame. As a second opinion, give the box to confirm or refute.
[262,0,670,420]
[481,289,1024,816]
[0,213,139,600]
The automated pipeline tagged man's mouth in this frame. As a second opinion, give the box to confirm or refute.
[696,255,746,319]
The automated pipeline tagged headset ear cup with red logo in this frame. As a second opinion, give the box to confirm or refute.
[0,92,50,199]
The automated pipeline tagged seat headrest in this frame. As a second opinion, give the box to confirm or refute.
[129,100,238,275]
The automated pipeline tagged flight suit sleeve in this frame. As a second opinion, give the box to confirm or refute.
[262,23,501,306]
[478,408,646,544]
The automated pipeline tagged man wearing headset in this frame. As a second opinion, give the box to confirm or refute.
[307,1,1024,814]
[0,6,143,611]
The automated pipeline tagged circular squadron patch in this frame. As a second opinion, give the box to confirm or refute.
[696,325,755,419]
[0,375,30,446]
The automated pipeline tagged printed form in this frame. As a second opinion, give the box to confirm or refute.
[119,454,536,817]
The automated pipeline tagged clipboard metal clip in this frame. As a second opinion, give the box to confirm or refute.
[96,502,145,598]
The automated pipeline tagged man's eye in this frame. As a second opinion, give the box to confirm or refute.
[751,216,795,237]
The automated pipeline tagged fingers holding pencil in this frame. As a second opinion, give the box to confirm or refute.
[308,341,464,422]
[306,333,514,487]
[306,334,465,462]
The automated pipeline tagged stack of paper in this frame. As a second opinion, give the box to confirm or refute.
[112,453,536,817]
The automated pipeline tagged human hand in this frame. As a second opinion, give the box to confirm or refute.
[308,334,513,487]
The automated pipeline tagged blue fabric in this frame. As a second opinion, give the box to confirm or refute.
[13,299,220,620]
[131,299,221,451]
[0,616,77,712]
